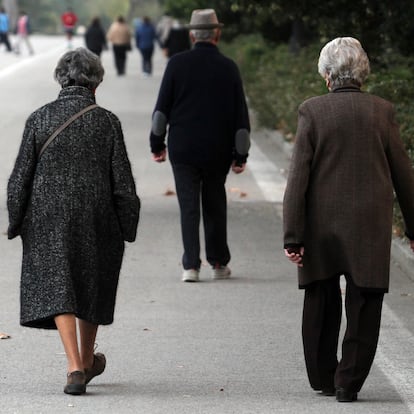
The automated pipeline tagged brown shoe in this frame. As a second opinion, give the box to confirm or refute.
[64,370,86,395]
[85,353,106,384]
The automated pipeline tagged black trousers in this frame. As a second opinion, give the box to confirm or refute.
[112,45,128,75]
[0,32,12,51]
[139,47,154,74]
[171,163,230,270]
[302,275,384,393]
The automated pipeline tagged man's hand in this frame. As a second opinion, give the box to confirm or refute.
[232,161,246,174]
[152,149,167,162]
[284,246,305,267]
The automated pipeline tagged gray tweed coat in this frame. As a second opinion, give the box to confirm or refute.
[283,85,414,292]
[7,86,140,329]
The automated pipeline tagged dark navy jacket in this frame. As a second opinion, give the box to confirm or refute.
[150,42,250,171]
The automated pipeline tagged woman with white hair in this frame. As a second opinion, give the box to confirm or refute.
[283,37,414,402]
[8,47,140,395]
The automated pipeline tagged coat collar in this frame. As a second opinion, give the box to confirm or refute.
[58,86,96,102]
[331,85,362,93]
[193,42,219,52]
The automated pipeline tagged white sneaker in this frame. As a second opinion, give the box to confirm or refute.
[182,269,199,282]
[212,265,231,280]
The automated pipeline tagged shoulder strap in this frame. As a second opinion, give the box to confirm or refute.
[38,104,99,158]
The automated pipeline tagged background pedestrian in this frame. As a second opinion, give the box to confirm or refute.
[85,17,107,57]
[106,16,132,76]
[14,10,34,55]
[135,16,157,77]
[283,37,414,403]
[0,7,12,52]
[61,7,78,49]
[150,9,250,282]
[7,47,140,395]
[162,19,191,59]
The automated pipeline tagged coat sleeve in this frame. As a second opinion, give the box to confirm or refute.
[385,107,414,239]
[7,116,37,239]
[109,114,140,242]
[283,103,315,246]
[232,64,251,165]
[149,61,174,154]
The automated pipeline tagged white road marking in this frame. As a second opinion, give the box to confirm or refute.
[247,140,286,203]
[377,303,414,412]
[0,44,65,79]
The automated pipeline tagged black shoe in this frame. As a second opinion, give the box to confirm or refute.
[319,387,336,396]
[336,387,357,402]
[85,353,106,384]
[64,370,86,395]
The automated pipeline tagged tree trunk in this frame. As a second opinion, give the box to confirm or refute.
[289,18,306,54]
[127,0,143,22]
[3,0,18,28]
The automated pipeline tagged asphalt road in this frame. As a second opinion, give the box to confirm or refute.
[0,35,413,414]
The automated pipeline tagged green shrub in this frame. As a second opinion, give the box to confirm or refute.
[222,36,326,138]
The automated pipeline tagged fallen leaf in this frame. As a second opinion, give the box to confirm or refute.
[164,189,176,196]
[240,192,247,198]
[143,328,151,331]
[0,333,11,339]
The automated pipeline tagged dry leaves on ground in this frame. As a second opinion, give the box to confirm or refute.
[229,187,248,198]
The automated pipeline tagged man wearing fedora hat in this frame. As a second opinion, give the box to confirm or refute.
[150,9,250,282]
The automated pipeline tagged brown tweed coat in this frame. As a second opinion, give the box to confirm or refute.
[283,85,414,291]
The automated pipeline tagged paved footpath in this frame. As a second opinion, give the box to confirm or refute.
[0,35,413,414]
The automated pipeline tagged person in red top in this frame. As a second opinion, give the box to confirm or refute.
[61,7,78,48]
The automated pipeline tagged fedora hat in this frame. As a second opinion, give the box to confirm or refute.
[187,9,224,30]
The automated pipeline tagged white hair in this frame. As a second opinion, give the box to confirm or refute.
[318,37,370,87]
[190,28,217,41]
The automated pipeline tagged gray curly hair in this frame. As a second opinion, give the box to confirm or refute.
[54,47,104,90]
[318,37,370,88]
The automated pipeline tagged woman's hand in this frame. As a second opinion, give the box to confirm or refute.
[284,246,305,267]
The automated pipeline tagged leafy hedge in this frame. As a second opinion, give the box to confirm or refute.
[222,35,414,234]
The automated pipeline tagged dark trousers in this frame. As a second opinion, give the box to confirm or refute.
[139,47,154,74]
[0,32,12,51]
[302,275,384,393]
[113,45,128,75]
[171,163,230,270]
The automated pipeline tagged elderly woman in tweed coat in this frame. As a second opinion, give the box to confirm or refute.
[7,48,140,395]
[283,37,414,402]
